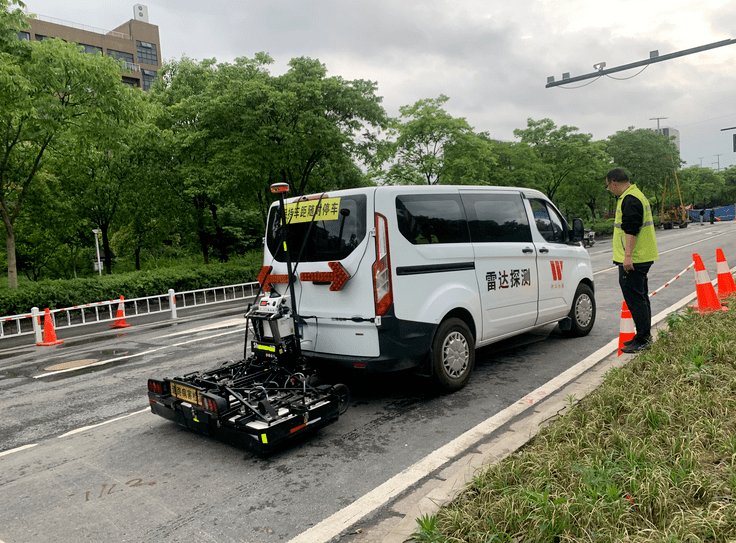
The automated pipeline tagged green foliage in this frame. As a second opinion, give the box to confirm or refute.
[149,55,388,263]
[428,307,736,542]
[410,514,444,543]
[376,95,487,186]
[606,127,681,211]
[676,165,725,208]
[513,118,610,202]
[584,217,615,236]
[0,252,263,315]
[0,31,142,288]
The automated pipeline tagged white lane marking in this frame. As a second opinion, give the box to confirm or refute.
[593,231,727,275]
[157,318,246,338]
[0,443,37,457]
[33,327,245,379]
[288,287,700,543]
[57,408,150,438]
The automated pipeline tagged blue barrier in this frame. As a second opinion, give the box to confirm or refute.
[688,205,735,222]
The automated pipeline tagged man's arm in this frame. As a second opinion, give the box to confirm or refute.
[621,195,643,272]
[623,234,637,272]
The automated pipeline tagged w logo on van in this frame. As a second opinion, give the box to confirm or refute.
[550,261,563,281]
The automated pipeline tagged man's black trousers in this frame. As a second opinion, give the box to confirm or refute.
[618,261,653,342]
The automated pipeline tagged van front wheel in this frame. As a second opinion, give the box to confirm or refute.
[431,318,475,391]
[562,284,595,337]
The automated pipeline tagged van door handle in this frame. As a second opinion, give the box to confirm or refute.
[522,247,534,254]
[539,247,549,254]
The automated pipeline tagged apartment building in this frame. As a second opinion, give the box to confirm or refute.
[18,4,161,91]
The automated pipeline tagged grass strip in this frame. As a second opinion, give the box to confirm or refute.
[413,304,736,543]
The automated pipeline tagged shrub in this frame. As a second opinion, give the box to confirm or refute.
[0,251,264,316]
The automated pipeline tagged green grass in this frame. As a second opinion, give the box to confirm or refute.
[412,302,736,542]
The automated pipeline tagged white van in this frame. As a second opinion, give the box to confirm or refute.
[259,185,595,390]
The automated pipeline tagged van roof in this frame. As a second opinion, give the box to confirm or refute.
[278,185,548,205]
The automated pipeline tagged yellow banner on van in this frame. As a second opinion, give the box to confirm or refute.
[285,198,341,224]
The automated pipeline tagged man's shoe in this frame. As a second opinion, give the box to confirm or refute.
[624,335,652,347]
[622,338,652,354]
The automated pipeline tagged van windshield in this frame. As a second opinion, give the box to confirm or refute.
[266,194,367,263]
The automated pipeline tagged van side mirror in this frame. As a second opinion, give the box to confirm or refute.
[570,218,585,243]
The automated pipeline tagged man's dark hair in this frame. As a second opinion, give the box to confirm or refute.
[606,168,629,183]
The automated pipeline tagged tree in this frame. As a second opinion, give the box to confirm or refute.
[721,165,736,205]
[676,166,725,208]
[381,95,474,185]
[513,118,605,201]
[0,31,139,287]
[605,127,681,210]
[219,55,388,206]
[483,140,544,187]
[151,54,389,265]
[440,131,498,185]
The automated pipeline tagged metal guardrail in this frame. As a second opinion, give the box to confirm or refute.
[0,281,261,344]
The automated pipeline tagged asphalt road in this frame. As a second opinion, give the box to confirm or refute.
[1,220,734,543]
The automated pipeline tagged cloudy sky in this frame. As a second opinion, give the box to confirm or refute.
[23,0,736,171]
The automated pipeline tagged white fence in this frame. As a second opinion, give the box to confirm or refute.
[1,281,261,344]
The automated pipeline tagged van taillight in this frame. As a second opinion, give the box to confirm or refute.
[373,213,393,316]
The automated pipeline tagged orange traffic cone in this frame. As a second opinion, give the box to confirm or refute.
[689,253,728,314]
[109,296,131,328]
[716,249,736,300]
[618,301,635,357]
[37,308,64,346]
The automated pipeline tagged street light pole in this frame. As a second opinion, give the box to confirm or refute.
[92,229,102,276]
[650,117,667,133]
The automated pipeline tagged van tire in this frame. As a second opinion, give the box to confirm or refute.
[431,318,475,391]
[562,284,595,337]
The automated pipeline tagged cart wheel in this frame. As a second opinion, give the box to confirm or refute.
[331,384,350,415]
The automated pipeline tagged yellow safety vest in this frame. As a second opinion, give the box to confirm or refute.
[613,184,658,263]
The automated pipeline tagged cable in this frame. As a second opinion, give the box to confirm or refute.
[555,76,603,89]
[605,64,649,80]
[555,64,650,89]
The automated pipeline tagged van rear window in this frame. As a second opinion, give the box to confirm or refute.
[266,194,367,262]
[396,195,470,245]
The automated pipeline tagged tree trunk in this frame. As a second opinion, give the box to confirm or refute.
[102,225,113,274]
[6,227,17,289]
[209,201,228,262]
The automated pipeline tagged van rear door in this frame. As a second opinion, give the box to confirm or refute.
[264,190,378,357]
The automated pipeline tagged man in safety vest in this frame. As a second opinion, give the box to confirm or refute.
[606,168,659,353]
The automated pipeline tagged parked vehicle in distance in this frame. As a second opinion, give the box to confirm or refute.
[258,185,596,390]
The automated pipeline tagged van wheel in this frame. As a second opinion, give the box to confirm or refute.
[562,284,595,337]
[431,318,475,391]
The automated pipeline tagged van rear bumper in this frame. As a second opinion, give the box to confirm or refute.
[303,315,436,373]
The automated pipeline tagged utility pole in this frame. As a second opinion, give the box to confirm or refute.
[650,117,667,133]
[714,154,722,171]
[698,157,705,166]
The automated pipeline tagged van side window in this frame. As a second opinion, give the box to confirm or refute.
[530,199,567,243]
[460,193,532,243]
[396,195,470,245]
